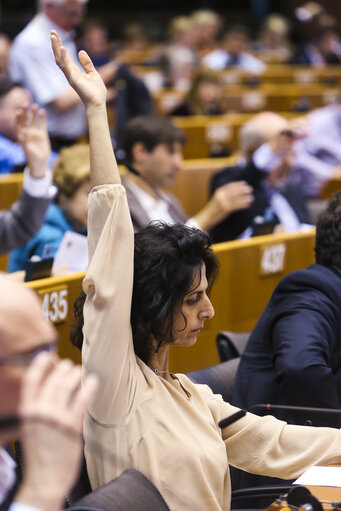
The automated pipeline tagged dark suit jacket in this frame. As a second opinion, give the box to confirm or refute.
[209,161,310,243]
[232,264,341,428]
[230,264,341,495]
[0,191,51,255]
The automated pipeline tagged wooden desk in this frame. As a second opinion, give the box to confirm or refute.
[218,65,341,87]
[26,272,85,364]
[320,177,341,199]
[223,83,340,114]
[173,113,297,159]
[24,229,315,374]
[169,229,316,373]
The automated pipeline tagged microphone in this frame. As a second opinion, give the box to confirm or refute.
[281,485,341,510]
[218,403,341,429]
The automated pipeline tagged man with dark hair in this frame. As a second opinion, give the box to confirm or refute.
[121,115,253,232]
[232,190,341,426]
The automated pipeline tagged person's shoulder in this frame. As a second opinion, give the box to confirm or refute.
[277,264,341,300]
[211,165,240,191]
[12,15,49,50]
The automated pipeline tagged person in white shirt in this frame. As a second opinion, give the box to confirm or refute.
[10,0,117,151]
[202,24,266,74]
[121,115,254,232]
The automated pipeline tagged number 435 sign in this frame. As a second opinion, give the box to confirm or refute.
[38,286,68,324]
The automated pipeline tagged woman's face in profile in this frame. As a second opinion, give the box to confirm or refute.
[172,264,215,347]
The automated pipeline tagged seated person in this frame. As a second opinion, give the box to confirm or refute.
[191,9,222,55]
[120,115,253,232]
[9,143,90,272]
[232,190,341,426]
[0,79,56,173]
[254,14,292,63]
[291,25,341,65]
[0,103,55,253]
[170,68,225,116]
[231,192,341,492]
[158,16,198,91]
[202,24,266,74]
[292,103,341,198]
[210,112,311,242]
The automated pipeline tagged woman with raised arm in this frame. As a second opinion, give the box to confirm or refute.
[51,30,341,511]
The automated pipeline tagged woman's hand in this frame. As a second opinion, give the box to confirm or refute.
[50,29,107,109]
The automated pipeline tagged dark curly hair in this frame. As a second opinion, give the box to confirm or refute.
[315,190,341,267]
[71,222,218,364]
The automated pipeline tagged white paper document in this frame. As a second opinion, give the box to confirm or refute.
[52,231,88,275]
[294,466,341,487]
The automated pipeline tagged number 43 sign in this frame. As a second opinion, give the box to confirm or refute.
[39,286,68,324]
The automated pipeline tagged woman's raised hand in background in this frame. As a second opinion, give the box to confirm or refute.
[50,29,107,109]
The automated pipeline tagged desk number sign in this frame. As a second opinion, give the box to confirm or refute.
[259,243,286,276]
[39,286,68,324]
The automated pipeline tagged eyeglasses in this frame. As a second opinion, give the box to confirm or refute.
[0,343,57,366]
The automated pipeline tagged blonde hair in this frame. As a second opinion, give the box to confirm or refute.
[168,16,193,40]
[53,144,90,199]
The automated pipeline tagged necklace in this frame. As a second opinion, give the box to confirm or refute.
[150,367,169,375]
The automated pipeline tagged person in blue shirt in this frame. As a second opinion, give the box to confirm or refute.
[0,79,57,173]
[9,143,90,272]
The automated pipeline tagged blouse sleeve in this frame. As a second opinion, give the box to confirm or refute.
[82,184,138,425]
[207,390,341,479]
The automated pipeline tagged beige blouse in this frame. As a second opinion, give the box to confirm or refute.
[82,184,341,511]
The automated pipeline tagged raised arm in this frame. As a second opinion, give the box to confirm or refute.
[51,31,136,427]
[50,30,119,188]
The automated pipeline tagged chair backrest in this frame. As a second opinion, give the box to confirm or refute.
[216,331,250,363]
[69,469,170,511]
[187,358,240,403]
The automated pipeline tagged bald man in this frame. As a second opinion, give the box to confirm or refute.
[0,276,97,511]
[210,112,311,242]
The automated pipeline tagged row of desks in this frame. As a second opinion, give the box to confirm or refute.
[25,228,316,373]
[155,83,340,115]
[131,63,341,87]
[0,153,339,224]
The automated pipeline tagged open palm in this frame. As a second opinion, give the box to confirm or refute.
[51,30,107,108]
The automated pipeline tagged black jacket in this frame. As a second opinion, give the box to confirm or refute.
[209,161,310,243]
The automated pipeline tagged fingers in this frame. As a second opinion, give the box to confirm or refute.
[37,108,47,130]
[20,352,57,416]
[50,30,64,68]
[78,49,96,74]
[20,354,98,435]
